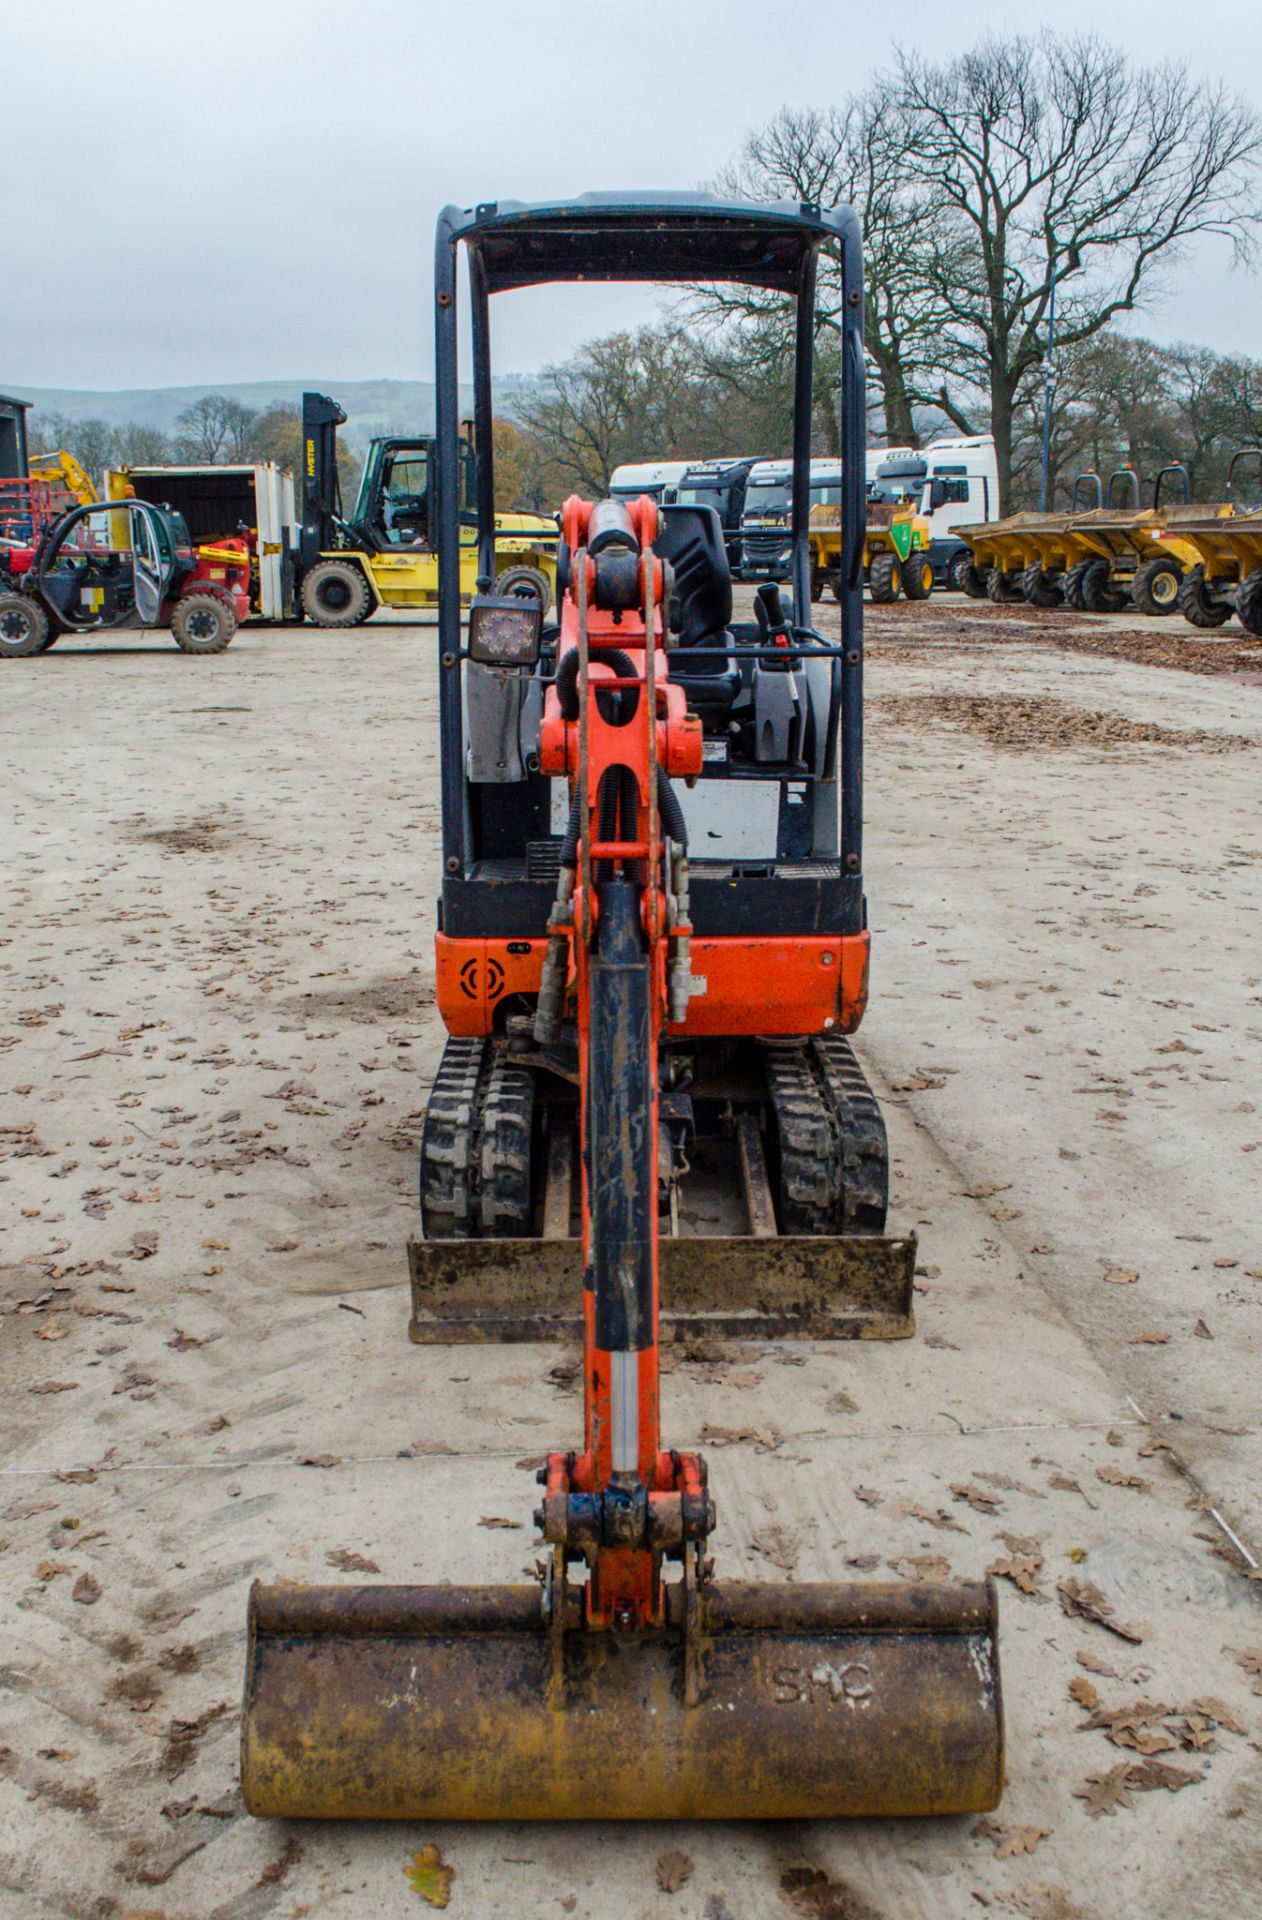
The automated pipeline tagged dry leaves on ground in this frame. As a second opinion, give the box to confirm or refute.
[952,1482,1001,1514]
[972,1817,1051,1858]
[405,1843,454,1908]
[656,1849,694,1894]
[989,1553,1043,1596]
[1096,1466,1149,1491]
[1057,1579,1144,1643]
[1225,1648,1262,1694]
[325,1548,381,1574]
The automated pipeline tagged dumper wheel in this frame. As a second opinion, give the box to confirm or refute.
[0,594,50,657]
[301,559,374,627]
[1233,567,1262,636]
[903,554,934,600]
[1080,560,1127,614]
[810,565,824,603]
[1177,564,1231,629]
[868,552,901,602]
[495,565,553,615]
[1020,563,1063,608]
[1131,557,1182,616]
[170,593,237,653]
[985,568,1022,604]
[1062,560,1093,611]
[951,552,986,597]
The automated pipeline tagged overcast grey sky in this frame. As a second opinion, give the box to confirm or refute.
[5,0,1261,392]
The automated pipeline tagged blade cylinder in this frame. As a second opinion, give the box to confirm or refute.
[242,1577,1003,1820]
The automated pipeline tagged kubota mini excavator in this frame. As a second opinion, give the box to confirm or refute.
[241,194,1004,1822]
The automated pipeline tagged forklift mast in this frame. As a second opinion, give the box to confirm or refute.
[299,392,347,572]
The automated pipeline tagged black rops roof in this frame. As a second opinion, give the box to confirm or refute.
[448,193,852,293]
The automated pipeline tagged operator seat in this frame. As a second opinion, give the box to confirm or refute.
[653,504,741,720]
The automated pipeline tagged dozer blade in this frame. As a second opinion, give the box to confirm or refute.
[408,1232,916,1343]
[241,1576,1002,1820]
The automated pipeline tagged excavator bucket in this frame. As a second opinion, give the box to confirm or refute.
[242,1577,1002,1820]
[408,1230,915,1342]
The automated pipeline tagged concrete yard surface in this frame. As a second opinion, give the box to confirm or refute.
[2,600,1261,1919]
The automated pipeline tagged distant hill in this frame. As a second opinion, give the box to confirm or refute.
[10,375,541,452]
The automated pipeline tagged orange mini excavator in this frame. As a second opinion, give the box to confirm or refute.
[241,195,1004,1822]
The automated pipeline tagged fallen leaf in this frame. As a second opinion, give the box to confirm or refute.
[1076,1649,1118,1678]
[405,1843,454,1908]
[1096,1466,1149,1491]
[1068,1676,1099,1710]
[959,1182,1012,1199]
[1047,1473,1095,1507]
[1226,1648,1262,1695]
[853,1485,881,1507]
[478,1516,523,1530]
[699,1422,782,1452]
[257,1837,304,1888]
[1057,1579,1144,1643]
[656,1848,694,1893]
[1193,1319,1213,1339]
[997,1828,1051,1858]
[750,1525,800,1571]
[29,1380,79,1396]
[1102,1269,1138,1286]
[952,1482,1000,1514]
[1132,1331,1169,1346]
[1073,1763,1134,1817]
[989,1554,1042,1595]
[1125,1757,1202,1793]
[911,1505,968,1534]
[72,1573,102,1605]
[889,1553,951,1580]
[1191,1695,1246,1735]
[35,1323,70,1342]
[297,1454,341,1469]
[326,1548,381,1574]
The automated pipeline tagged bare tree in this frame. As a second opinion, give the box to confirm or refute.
[513,326,728,496]
[174,393,259,463]
[893,32,1262,500]
[688,102,961,446]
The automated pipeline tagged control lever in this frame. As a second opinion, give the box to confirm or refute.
[754,581,793,644]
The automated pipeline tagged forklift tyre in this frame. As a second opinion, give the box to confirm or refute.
[301,559,374,627]
[868,552,901,602]
[494,565,553,615]
[170,593,237,654]
[0,594,51,658]
[902,554,934,600]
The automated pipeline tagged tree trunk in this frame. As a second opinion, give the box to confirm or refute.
[865,326,919,446]
[989,372,1016,514]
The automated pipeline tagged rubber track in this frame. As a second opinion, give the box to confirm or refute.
[419,1036,488,1237]
[761,1037,889,1236]
[478,1048,535,1236]
[420,1035,536,1237]
[815,1033,890,1233]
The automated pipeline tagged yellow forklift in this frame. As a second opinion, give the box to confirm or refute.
[296,393,558,624]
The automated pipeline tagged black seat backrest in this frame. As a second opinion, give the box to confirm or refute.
[654,503,732,647]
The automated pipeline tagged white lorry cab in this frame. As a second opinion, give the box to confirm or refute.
[739,457,842,581]
[868,435,999,582]
[608,460,691,504]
